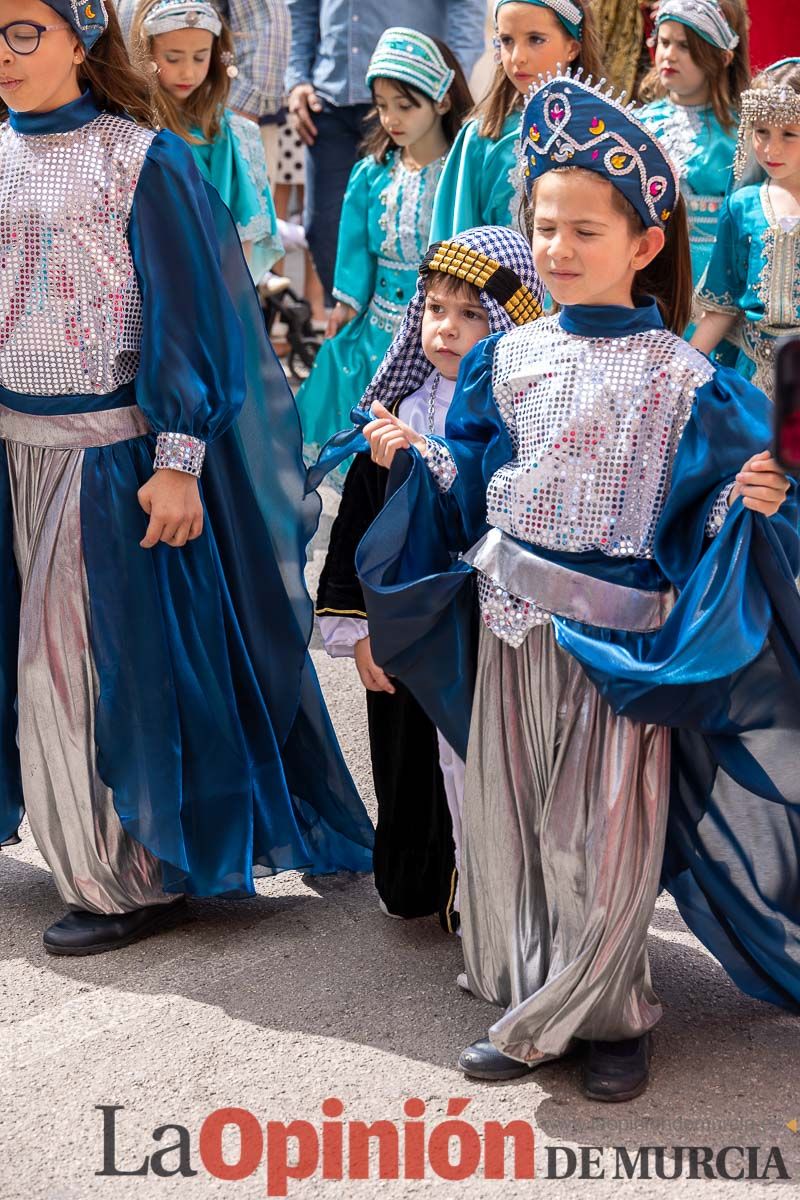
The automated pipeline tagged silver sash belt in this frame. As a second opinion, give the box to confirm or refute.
[0,403,150,450]
[463,527,674,633]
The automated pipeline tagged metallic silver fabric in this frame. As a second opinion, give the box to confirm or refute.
[0,402,149,449]
[488,318,714,556]
[6,411,169,914]
[463,527,674,647]
[461,624,670,1061]
[0,115,154,396]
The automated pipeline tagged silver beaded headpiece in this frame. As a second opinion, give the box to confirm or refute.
[655,0,739,52]
[733,80,800,180]
[142,0,222,37]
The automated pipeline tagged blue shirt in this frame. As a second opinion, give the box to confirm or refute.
[285,1,487,106]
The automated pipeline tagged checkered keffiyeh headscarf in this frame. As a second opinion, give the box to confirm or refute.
[359,226,544,413]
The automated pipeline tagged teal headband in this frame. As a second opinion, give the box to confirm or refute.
[494,0,583,42]
[366,28,455,103]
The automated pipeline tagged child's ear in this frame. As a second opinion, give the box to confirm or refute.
[436,95,452,116]
[631,226,666,271]
[72,33,85,66]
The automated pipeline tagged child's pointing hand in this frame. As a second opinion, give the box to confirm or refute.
[363,402,427,470]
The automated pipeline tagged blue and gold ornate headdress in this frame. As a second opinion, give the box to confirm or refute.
[520,72,679,228]
[494,0,583,41]
[365,28,455,103]
[654,0,739,53]
[44,0,108,49]
[142,0,223,38]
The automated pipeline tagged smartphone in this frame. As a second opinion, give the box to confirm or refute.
[774,337,800,473]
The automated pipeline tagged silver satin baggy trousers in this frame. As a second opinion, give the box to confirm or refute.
[2,403,171,915]
[461,623,670,1061]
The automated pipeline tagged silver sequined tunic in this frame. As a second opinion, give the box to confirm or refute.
[430,318,715,646]
[0,113,154,396]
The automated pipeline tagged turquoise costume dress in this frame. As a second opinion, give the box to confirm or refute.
[296,149,444,472]
[637,99,737,288]
[697,181,800,396]
[429,113,522,243]
[188,109,282,283]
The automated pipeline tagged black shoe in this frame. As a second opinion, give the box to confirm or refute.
[582,1034,651,1102]
[458,1038,546,1081]
[1,830,21,847]
[43,898,187,957]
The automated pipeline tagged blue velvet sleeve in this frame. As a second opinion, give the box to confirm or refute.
[128,130,247,443]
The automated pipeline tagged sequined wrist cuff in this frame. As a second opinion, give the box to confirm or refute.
[705,482,735,537]
[154,432,207,477]
[422,437,457,492]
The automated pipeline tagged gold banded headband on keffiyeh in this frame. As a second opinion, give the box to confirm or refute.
[422,241,544,326]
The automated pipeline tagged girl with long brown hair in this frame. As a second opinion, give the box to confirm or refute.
[129,0,281,280]
[294,27,471,477]
[429,0,603,241]
[638,0,750,296]
[0,0,374,956]
[358,72,796,1100]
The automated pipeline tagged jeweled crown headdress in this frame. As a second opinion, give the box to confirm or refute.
[365,28,455,103]
[520,71,679,228]
[44,0,108,49]
[142,0,223,38]
[733,59,800,181]
[654,0,739,52]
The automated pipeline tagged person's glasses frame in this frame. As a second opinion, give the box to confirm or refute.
[0,22,70,56]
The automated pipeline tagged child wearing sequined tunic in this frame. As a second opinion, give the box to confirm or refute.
[0,0,373,957]
[360,75,798,1102]
[637,0,749,295]
[429,0,602,244]
[294,29,471,472]
[129,0,281,283]
[693,59,800,397]
[313,226,542,928]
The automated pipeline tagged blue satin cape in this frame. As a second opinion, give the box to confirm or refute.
[0,97,373,894]
[354,301,800,1010]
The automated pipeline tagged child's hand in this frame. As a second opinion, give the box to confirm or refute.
[325,303,355,339]
[354,636,396,694]
[138,471,204,548]
[363,402,427,470]
[729,450,791,517]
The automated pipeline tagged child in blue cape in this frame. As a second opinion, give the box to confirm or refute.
[0,0,373,956]
[359,73,799,1102]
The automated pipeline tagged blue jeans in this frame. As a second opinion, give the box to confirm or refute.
[304,101,371,304]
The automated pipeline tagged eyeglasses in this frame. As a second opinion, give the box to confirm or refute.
[0,22,70,56]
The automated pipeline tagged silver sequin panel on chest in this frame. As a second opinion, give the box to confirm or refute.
[0,115,155,396]
[487,320,715,557]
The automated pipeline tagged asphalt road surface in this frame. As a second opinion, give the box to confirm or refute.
[1,486,798,1199]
